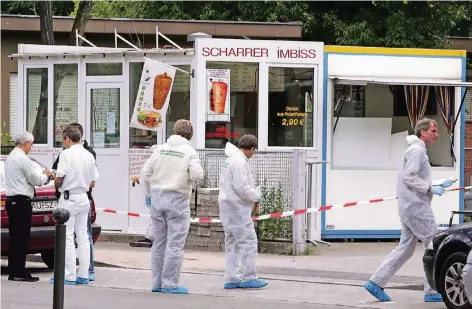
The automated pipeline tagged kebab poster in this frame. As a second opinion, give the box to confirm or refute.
[130,58,176,131]
[207,69,231,122]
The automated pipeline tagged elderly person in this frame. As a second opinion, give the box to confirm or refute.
[218,135,267,289]
[4,131,51,282]
[140,119,203,294]
[365,118,452,303]
[52,126,99,285]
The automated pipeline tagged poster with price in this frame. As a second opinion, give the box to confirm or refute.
[129,58,176,132]
[207,69,231,122]
[277,106,307,127]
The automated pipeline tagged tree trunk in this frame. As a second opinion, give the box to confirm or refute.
[32,1,94,143]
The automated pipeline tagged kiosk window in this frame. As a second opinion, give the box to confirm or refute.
[86,63,122,76]
[129,62,190,148]
[90,88,120,148]
[26,68,48,144]
[204,62,259,149]
[268,67,314,147]
[53,64,78,148]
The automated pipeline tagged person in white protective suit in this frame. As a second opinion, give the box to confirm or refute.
[139,120,203,295]
[218,135,268,289]
[365,118,453,303]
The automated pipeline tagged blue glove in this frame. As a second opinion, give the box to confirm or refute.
[441,179,453,188]
[431,186,445,196]
[145,196,151,209]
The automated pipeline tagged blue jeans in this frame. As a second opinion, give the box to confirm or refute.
[87,208,94,275]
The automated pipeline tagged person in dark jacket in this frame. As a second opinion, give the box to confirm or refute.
[52,123,97,281]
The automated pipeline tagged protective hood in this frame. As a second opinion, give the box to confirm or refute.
[166,135,190,147]
[224,142,241,157]
[406,135,422,146]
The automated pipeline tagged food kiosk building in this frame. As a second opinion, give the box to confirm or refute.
[8,35,471,240]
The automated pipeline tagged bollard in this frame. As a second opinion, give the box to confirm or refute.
[52,208,70,309]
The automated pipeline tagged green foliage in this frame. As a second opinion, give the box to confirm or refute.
[258,182,292,240]
[1,122,15,155]
[3,1,471,50]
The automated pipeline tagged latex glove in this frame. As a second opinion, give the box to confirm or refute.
[431,186,445,196]
[440,179,454,188]
[145,196,151,209]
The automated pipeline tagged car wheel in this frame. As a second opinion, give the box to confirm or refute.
[439,252,472,309]
[41,251,55,269]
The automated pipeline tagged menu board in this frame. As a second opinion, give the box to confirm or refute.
[207,63,284,92]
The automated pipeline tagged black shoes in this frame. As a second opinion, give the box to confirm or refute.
[129,238,153,248]
[8,274,40,282]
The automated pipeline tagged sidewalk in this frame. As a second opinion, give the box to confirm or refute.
[93,240,425,289]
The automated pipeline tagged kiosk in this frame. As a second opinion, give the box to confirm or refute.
[9,36,325,235]
[322,46,471,239]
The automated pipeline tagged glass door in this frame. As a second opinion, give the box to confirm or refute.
[85,82,124,153]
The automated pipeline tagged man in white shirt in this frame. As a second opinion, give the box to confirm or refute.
[4,131,51,282]
[140,119,203,294]
[52,126,99,285]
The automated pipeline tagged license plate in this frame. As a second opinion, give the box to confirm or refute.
[32,201,57,213]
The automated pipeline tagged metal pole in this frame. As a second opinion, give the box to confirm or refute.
[52,208,70,309]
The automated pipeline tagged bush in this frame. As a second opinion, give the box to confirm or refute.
[1,123,14,155]
[257,181,292,240]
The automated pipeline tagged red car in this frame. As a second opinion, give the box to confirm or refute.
[0,156,101,269]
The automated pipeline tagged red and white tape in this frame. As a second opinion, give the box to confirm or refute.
[95,186,472,224]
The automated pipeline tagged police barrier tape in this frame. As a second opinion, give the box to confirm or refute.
[95,185,472,224]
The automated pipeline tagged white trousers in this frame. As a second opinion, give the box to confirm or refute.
[59,194,90,282]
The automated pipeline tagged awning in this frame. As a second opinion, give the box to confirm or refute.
[330,76,472,88]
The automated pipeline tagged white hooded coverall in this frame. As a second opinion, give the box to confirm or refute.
[140,135,203,290]
[218,143,262,284]
[370,135,438,295]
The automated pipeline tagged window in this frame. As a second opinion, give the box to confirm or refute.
[90,88,120,148]
[86,63,122,76]
[205,62,258,149]
[9,73,19,140]
[268,67,314,147]
[331,82,455,169]
[129,62,190,148]
[392,86,438,117]
[333,85,365,117]
[54,64,78,148]
[26,68,48,144]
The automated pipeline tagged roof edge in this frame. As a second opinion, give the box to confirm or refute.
[0,14,303,26]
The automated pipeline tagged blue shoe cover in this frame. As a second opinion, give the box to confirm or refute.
[224,282,241,289]
[364,281,391,302]
[88,273,95,282]
[76,277,89,285]
[161,286,188,294]
[152,288,162,292]
[424,293,443,302]
[50,277,76,285]
[239,279,268,289]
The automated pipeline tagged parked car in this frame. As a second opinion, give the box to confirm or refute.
[423,210,472,309]
[0,156,101,269]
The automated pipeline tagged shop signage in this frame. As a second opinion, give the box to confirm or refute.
[207,69,231,122]
[129,58,176,132]
[197,38,323,65]
[277,106,307,127]
[205,126,240,139]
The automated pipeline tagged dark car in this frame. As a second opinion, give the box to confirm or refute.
[0,156,102,269]
[424,210,472,309]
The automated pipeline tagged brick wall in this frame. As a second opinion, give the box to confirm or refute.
[185,188,226,252]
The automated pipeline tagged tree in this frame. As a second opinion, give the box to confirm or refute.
[32,0,94,143]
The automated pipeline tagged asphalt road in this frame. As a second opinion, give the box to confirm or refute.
[1,279,358,309]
